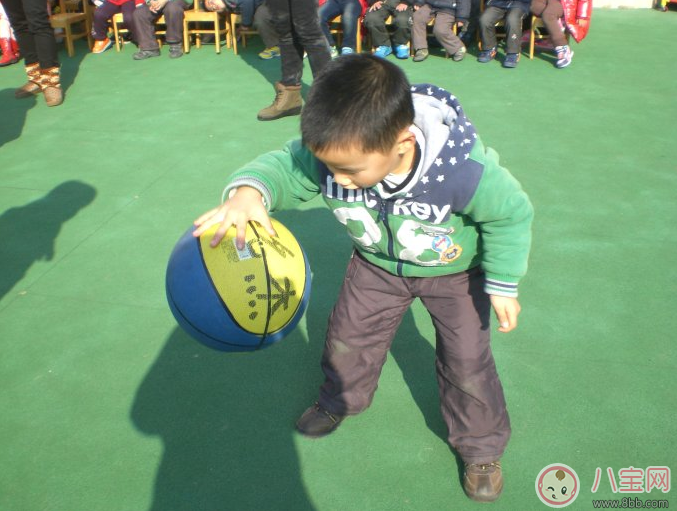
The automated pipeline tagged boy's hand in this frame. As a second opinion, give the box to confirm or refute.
[192,187,276,249]
[489,295,521,333]
[369,1,383,11]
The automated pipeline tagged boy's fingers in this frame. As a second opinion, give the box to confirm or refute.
[193,207,220,227]
[495,307,510,332]
[235,220,248,250]
[210,218,234,247]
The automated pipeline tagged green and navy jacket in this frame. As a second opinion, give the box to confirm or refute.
[223,84,533,297]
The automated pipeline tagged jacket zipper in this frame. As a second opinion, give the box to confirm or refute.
[377,199,404,276]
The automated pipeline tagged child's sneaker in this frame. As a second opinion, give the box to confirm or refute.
[477,46,496,63]
[92,37,112,54]
[340,46,354,55]
[394,44,409,59]
[330,46,339,59]
[452,45,466,62]
[555,45,573,68]
[373,45,392,58]
[502,52,519,68]
[412,48,429,62]
[258,46,280,59]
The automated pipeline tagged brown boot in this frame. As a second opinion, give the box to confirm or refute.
[15,63,41,99]
[39,66,64,107]
[463,461,503,502]
[257,82,302,121]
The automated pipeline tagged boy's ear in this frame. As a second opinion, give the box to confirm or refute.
[396,129,417,156]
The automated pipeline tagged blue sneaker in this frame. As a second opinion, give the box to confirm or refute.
[341,46,354,55]
[373,45,392,58]
[502,52,520,68]
[394,44,409,59]
[477,47,496,63]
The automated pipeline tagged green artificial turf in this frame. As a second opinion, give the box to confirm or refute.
[1,8,676,510]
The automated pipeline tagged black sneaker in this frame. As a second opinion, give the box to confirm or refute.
[169,43,184,59]
[133,48,160,60]
[502,52,520,68]
[295,403,345,438]
[463,461,503,502]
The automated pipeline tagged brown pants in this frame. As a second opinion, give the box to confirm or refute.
[411,6,464,55]
[530,0,567,47]
[318,253,511,464]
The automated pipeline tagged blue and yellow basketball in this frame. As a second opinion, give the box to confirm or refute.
[166,219,311,351]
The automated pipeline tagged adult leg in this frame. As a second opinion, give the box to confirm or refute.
[288,0,330,79]
[504,7,526,54]
[267,0,302,86]
[3,0,58,67]
[416,268,511,464]
[318,254,415,416]
[411,3,433,51]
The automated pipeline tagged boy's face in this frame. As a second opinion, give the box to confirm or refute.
[314,129,416,190]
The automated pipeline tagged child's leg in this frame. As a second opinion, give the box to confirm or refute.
[478,6,504,50]
[541,0,566,46]
[504,7,526,54]
[120,1,139,44]
[92,2,118,40]
[338,0,361,50]
[254,3,279,49]
[388,0,412,46]
[418,268,511,464]
[318,254,414,416]
[411,3,433,51]
[363,2,394,48]
[317,0,341,48]
[431,11,464,55]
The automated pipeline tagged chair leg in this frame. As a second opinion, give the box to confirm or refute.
[183,20,190,53]
[64,26,74,56]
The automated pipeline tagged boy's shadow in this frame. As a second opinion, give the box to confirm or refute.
[130,207,344,511]
[131,206,461,510]
[0,180,96,303]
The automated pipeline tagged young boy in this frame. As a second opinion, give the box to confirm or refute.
[193,55,533,503]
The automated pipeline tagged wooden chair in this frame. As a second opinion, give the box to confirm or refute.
[528,15,547,59]
[50,0,93,56]
[327,14,363,54]
[528,15,567,59]
[227,12,259,55]
[183,0,229,54]
[112,12,168,52]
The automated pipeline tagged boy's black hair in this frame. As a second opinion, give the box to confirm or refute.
[301,54,415,155]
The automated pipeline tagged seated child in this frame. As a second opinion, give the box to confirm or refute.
[318,0,367,57]
[477,0,530,68]
[193,54,533,504]
[204,0,279,59]
[363,0,415,59]
[411,0,470,62]
[530,0,590,68]
[91,0,140,53]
